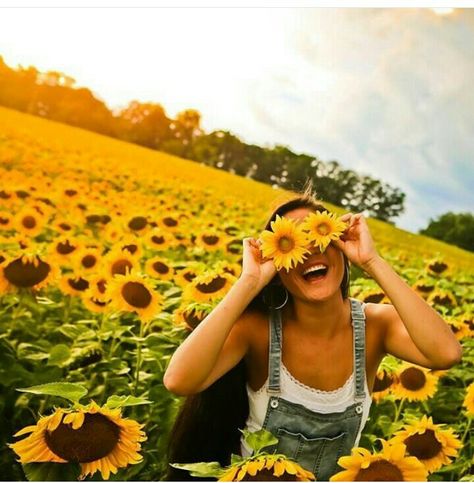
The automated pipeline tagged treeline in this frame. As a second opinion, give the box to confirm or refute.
[0,56,405,222]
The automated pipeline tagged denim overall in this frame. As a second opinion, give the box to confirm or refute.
[261,297,367,481]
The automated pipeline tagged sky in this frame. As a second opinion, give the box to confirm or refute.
[0,6,473,233]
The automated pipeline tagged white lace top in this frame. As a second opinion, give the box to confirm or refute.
[240,307,373,457]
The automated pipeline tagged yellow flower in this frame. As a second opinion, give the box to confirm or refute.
[463,382,474,417]
[392,363,439,401]
[260,214,311,271]
[372,368,398,403]
[182,269,236,304]
[388,415,462,473]
[300,211,347,253]
[218,454,315,481]
[330,440,428,481]
[106,271,163,322]
[9,402,147,481]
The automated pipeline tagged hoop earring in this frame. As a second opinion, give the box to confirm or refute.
[262,285,289,310]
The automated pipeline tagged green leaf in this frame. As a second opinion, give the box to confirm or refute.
[47,344,71,367]
[169,462,223,478]
[231,453,244,465]
[17,382,88,403]
[22,462,81,481]
[242,428,278,453]
[105,395,152,409]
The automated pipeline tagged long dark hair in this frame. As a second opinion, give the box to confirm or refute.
[165,181,350,480]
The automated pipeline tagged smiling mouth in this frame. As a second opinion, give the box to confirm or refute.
[302,266,329,282]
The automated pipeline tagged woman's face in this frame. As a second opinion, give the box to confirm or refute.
[276,207,346,302]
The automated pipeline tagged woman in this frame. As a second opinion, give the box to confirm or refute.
[164,189,462,481]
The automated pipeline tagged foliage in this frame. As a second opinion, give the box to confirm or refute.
[420,212,474,252]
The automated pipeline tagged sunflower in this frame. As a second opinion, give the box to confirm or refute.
[360,288,390,304]
[427,289,457,309]
[426,259,449,276]
[81,272,112,313]
[388,415,462,473]
[173,302,212,330]
[126,214,149,233]
[159,213,181,232]
[14,207,46,238]
[9,401,146,480]
[0,211,14,231]
[59,272,90,297]
[117,234,144,259]
[173,263,205,288]
[0,252,60,292]
[144,227,177,251]
[372,368,399,402]
[72,246,103,273]
[412,278,436,299]
[300,210,347,253]
[48,235,81,266]
[145,255,174,281]
[260,215,311,271]
[182,270,236,304]
[226,238,243,256]
[330,440,427,481]
[103,247,137,277]
[392,364,439,402]
[195,230,227,252]
[219,454,315,481]
[463,382,474,416]
[445,316,470,341]
[106,271,163,322]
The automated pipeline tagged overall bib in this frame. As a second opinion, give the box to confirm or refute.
[260,297,367,481]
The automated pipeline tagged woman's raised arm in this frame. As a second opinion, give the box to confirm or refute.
[163,237,276,396]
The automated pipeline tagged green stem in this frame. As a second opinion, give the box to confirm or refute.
[461,417,472,444]
[134,322,145,396]
[63,294,72,323]
[394,399,405,423]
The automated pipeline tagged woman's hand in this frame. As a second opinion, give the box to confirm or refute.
[332,213,380,271]
[240,237,277,291]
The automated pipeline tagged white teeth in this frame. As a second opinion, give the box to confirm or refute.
[302,264,328,276]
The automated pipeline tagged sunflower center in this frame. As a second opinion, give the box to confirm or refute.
[202,235,219,246]
[354,460,404,481]
[4,257,51,288]
[128,216,148,231]
[404,429,442,460]
[316,223,330,235]
[184,272,196,282]
[373,372,394,392]
[57,240,76,255]
[417,284,434,293]
[429,262,448,274]
[68,277,89,291]
[82,255,97,268]
[399,367,426,391]
[184,309,204,329]
[151,235,165,244]
[196,276,227,294]
[163,217,178,227]
[152,261,169,274]
[278,236,295,253]
[22,216,37,229]
[45,413,120,463]
[241,467,296,481]
[112,259,133,276]
[364,293,385,303]
[121,281,152,308]
[123,244,138,255]
[0,216,9,225]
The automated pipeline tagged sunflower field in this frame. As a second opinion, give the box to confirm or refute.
[0,105,473,481]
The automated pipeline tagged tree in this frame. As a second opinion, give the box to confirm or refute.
[116,101,172,149]
[419,212,474,252]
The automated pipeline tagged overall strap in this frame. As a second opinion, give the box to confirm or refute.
[349,298,367,401]
[267,307,282,394]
